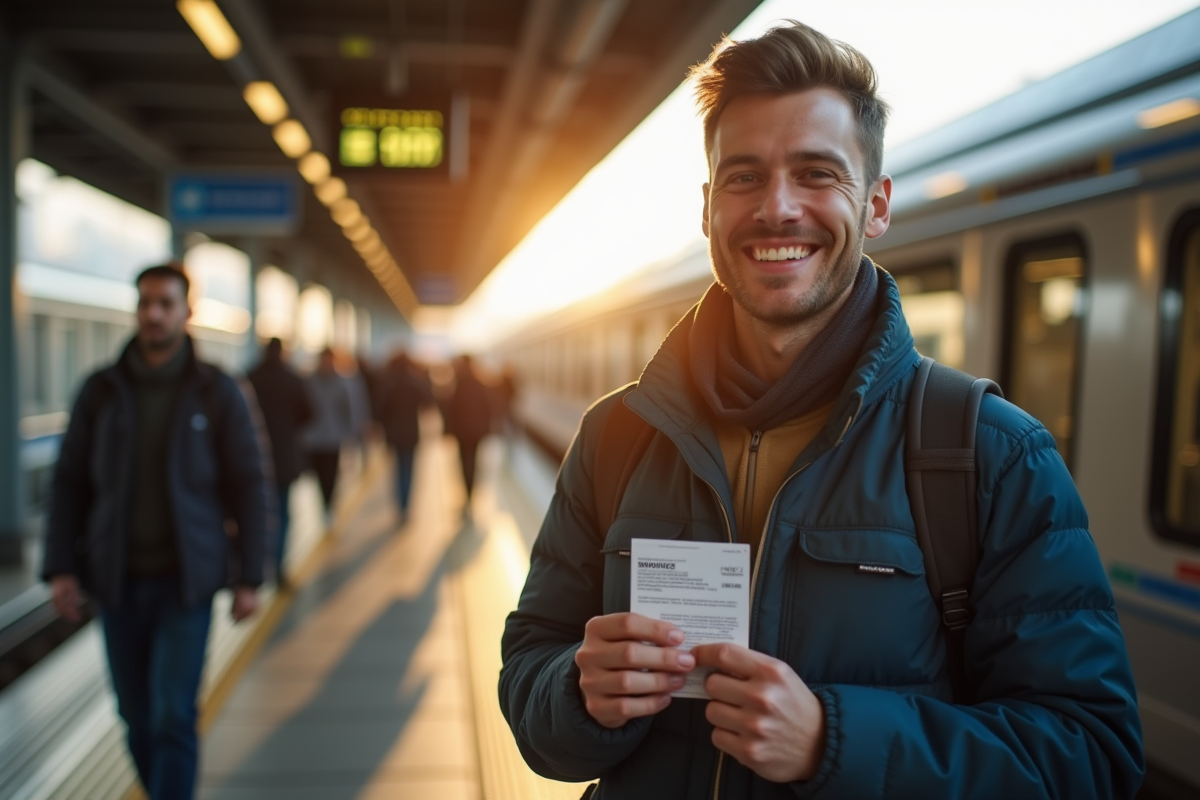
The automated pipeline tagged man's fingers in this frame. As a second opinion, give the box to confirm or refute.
[586,613,685,648]
[587,693,673,729]
[691,642,769,678]
[590,639,695,672]
[53,595,81,622]
[587,667,688,697]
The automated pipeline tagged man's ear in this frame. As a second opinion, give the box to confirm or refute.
[863,175,892,240]
[701,183,711,239]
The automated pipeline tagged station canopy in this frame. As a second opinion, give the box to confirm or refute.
[5,0,760,315]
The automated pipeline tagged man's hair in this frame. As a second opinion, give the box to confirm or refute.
[135,262,191,299]
[689,21,890,185]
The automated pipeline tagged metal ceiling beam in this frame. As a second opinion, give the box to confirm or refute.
[100,81,245,111]
[25,57,177,172]
[32,29,208,57]
[281,34,515,68]
[578,0,762,171]
[455,0,628,297]
[217,0,330,154]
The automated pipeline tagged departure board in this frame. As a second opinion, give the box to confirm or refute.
[337,106,445,171]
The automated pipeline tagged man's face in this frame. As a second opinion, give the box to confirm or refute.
[135,275,191,352]
[702,88,891,326]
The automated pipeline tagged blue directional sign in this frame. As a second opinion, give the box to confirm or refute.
[168,173,301,235]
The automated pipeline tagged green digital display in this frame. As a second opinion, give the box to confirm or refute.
[338,107,444,169]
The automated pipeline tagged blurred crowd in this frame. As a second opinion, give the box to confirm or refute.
[246,339,518,585]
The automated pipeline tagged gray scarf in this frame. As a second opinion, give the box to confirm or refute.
[689,257,880,431]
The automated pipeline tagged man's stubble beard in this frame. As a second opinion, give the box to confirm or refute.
[710,206,868,327]
[139,326,186,353]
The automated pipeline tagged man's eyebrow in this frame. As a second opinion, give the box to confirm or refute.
[714,150,855,175]
[788,149,854,174]
[713,153,763,173]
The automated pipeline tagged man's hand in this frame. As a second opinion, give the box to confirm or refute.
[574,612,696,729]
[49,575,84,622]
[692,643,826,783]
[231,586,260,622]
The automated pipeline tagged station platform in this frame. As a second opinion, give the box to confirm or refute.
[0,424,582,800]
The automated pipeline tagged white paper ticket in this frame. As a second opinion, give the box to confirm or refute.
[630,538,751,699]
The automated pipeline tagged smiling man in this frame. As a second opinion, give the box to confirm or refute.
[500,22,1143,799]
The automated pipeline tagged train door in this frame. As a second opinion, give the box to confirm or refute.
[1000,233,1089,471]
[1151,207,1200,549]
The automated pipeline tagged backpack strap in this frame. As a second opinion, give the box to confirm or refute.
[905,356,1002,703]
[592,386,656,537]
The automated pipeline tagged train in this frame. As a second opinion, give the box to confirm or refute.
[492,9,1200,793]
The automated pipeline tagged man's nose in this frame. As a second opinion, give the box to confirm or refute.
[754,175,803,227]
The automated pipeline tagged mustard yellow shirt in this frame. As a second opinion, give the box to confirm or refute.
[714,402,834,561]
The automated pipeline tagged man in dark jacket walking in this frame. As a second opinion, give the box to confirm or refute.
[379,351,433,521]
[499,22,1143,800]
[248,337,314,586]
[43,263,270,800]
[443,354,493,511]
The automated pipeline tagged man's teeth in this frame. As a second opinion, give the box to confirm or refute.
[752,246,811,261]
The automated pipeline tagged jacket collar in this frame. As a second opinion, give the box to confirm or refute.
[107,334,214,389]
[626,267,917,483]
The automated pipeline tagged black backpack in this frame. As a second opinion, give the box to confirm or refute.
[591,356,1002,703]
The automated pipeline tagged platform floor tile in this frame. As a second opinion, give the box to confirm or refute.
[199,438,482,800]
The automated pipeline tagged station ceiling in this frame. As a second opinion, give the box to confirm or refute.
[4,0,760,315]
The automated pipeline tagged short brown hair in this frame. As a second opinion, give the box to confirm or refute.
[136,262,191,298]
[690,21,890,185]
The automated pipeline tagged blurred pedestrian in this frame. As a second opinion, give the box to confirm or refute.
[43,263,269,800]
[247,338,314,587]
[379,351,434,521]
[443,354,494,511]
[304,347,357,512]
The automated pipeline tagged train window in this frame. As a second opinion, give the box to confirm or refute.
[1001,234,1088,471]
[1151,209,1200,547]
[893,260,963,368]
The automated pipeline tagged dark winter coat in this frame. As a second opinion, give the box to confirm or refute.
[43,337,271,609]
[444,367,494,443]
[499,272,1144,799]
[380,366,434,451]
[248,357,315,487]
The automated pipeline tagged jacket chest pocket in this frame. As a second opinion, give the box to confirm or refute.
[599,518,685,616]
[781,528,942,687]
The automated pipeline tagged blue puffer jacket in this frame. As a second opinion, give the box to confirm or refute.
[500,271,1144,799]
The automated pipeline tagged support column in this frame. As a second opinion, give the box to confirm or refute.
[241,236,262,371]
[0,22,25,564]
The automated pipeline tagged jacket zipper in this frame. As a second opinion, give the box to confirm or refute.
[711,405,861,800]
[691,470,734,800]
[741,431,763,544]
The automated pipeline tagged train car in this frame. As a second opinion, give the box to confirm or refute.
[492,10,1200,792]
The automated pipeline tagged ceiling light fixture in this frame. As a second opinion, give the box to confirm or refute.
[243,81,289,125]
[272,119,311,158]
[1137,97,1200,129]
[314,176,347,206]
[177,0,242,60]
[298,152,331,184]
[345,220,373,242]
[331,197,362,227]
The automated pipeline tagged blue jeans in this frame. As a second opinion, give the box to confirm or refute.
[275,483,292,580]
[394,447,416,515]
[101,577,213,800]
